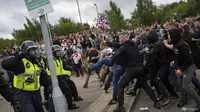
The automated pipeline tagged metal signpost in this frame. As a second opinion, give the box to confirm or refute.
[24,0,68,112]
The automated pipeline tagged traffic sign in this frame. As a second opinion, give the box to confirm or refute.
[24,0,54,19]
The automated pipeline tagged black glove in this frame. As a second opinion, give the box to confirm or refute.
[12,101,23,112]
[17,52,28,60]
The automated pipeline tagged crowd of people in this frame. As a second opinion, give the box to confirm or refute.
[1,16,200,112]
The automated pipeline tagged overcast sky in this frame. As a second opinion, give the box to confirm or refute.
[0,0,180,39]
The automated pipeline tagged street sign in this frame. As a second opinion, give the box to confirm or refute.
[24,0,54,19]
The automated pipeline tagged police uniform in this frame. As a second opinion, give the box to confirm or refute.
[43,45,79,110]
[1,40,50,112]
[53,57,83,102]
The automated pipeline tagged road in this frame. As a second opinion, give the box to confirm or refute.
[0,58,103,112]
[131,89,196,112]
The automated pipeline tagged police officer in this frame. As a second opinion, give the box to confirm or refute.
[1,40,50,112]
[0,71,22,112]
[45,45,79,110]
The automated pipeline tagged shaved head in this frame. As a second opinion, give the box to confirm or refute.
[119,32,130,44]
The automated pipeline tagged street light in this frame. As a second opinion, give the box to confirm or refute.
[76,0,83,24]
[94,4,99,19]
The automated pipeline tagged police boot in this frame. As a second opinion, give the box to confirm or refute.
[68,103,79,110]
[74,96,83,101]
[153,101,161,109]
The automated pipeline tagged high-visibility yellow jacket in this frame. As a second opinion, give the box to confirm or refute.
[13,58,41,91]
[44,58,71,77]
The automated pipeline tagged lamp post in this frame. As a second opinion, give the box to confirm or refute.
[94,4,99,19]
[76,0,83,24]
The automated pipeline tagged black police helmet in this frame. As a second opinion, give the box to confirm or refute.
[20,40,37,52]
[52,45,62,57]
[52,45,62,52]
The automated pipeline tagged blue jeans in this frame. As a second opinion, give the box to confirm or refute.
[112,64,125,100]
[89,58,112,71]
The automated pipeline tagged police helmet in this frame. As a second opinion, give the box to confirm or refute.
[52,45,62,57]
[21,40,37,52]
[52,45,62,52]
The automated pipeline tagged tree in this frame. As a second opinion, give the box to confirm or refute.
[12,18,42,44]
[0,38,14,50]
[132,0,157,26]
[53,17,87,36]
[102,1,126,31]
[187,0,200,16]
[83,23,90,30]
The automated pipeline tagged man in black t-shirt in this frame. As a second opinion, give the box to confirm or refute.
[83,48,100,88]
[88,48,99,63]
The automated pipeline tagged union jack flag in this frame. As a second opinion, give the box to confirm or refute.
[97,18,110,29]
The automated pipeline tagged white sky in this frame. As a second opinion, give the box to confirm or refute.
[0,0,180,39]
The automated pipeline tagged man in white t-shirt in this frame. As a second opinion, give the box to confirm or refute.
[61,40,67,51]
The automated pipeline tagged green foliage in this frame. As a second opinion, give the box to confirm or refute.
[133,0,157,26]
[12,18,42,44]
[83,23,90,30]
[102,1,126,31]
[53,17,90,36]
[132,0,200,26]
[0,38,14,50]
[53,18,78,36]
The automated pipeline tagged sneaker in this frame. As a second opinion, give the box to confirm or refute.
[104,90,109,94]
[153,101,161,109]
[68,103,79,110]
[125,90,136,96]
[108,99,117,105]
[157,95,163,101]
[113,106,126,112]
[161,98,170,106]
[177,99,187,108]
[74,96,83,101]
[83,85,88,88]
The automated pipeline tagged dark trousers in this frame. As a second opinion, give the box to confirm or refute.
[74,67,84,77]
[100,66,110,84]
[104,71,113,91]
[118,66,145,106]
[149,63,177,98]
[137,75,157,102]
[19,90,44,112]
[58,77,73,106]
[64,77,79,99]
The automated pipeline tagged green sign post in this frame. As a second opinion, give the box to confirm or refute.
[24,0,53,19]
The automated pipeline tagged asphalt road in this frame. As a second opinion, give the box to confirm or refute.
[131,89,196,112]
